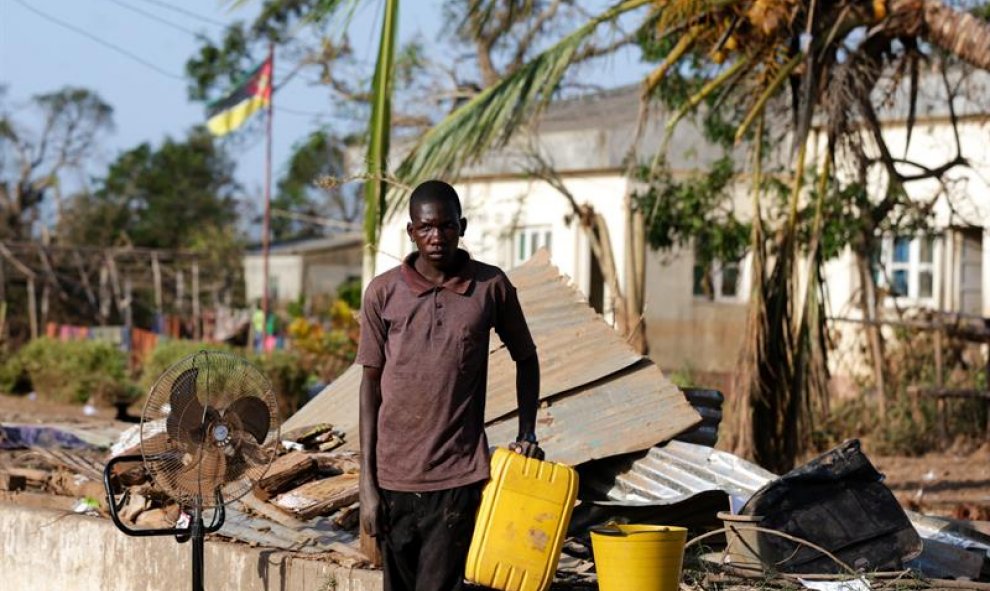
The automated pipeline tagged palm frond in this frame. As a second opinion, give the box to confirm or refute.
[389,0,651,218]
[735,51,802,143]
[363,0,398,283]
[663,57,748,135]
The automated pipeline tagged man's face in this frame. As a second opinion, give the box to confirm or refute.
[407,199,466,268]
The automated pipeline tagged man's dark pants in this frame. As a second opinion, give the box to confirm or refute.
[379,484,484,591]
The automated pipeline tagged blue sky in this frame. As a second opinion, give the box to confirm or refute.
[1,0,649,234]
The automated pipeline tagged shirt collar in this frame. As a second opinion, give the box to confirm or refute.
[400,249,475,296]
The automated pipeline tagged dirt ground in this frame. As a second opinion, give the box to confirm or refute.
[874,446,990,521]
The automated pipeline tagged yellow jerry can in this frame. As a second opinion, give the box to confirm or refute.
[465,447,579,591]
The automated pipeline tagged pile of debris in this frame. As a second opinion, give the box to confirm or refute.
[3,251,989,590]
[103,420,373,566]
[279,252,990,588]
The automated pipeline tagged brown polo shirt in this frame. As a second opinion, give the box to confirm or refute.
[356,250,536,492]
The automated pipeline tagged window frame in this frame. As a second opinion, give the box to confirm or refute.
[512,225,553,267]
[877,234,937,306]
[693,252,745,303]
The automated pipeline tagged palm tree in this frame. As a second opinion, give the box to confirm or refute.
[389,0,990,471]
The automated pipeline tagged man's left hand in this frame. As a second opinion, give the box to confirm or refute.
[508,440,545,460]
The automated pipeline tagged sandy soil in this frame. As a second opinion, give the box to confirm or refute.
[874,447,990,520]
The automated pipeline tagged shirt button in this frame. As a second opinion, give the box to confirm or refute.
[436,302,443,308]
[437,319,443,326]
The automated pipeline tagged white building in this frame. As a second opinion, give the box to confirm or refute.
[244,232,362,306]
[372,76,990,389]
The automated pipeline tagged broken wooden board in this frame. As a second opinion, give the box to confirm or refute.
[257,451,316,496]
[6,468,48,488]
[311,451,360,475]
[360,530,383,568]
[271,474,359,520]
[0,472,27,491]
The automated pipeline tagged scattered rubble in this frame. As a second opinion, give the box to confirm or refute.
[2,252,989,589]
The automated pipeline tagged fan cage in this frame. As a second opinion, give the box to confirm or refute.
[140,350,280,508]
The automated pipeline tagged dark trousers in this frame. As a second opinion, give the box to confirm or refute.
[380,484,483,591]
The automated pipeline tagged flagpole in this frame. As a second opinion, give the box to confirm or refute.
[261,42,275,351]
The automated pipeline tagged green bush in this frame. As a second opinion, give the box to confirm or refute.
[136,340,234,395]
[250,349,312,420]
[336,277,362,310]
[0,348,29,394]
[136,340,310,422]
[9,338,130,404]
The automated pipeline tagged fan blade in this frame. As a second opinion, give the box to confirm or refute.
[166,368,203,444]
[173,444,227,498]
[225,431,270,482]
[224,397,271,444]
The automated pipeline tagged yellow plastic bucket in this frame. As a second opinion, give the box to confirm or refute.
[590,524,687,591]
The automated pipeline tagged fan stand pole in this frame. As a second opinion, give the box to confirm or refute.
[191,505,205,591]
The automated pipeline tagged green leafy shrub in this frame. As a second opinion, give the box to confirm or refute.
[9,338,129,404]
[137,340,233,395]
[336,277,362,310]
[0,348,30,394]
[250,349,311,420]
[136,340,310,421]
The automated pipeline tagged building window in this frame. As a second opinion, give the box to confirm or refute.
[693,255,742,301]
[879,235,935,302]
[513,226,552,266]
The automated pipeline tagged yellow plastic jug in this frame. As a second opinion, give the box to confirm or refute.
[591,524,687,591]
[465,448,578,591]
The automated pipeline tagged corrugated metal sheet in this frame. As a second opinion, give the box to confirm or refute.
[283,251,700,464]
[584,440,776,503]
[218,504,358,554]
[486,361,699,466]
[484,251,643,421]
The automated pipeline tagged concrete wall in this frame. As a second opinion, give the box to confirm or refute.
[642,246,748,374]
[0,503,381,591]
[244,254,304,304]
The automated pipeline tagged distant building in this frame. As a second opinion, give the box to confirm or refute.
[370,76,990,391]
[243,232,362,307]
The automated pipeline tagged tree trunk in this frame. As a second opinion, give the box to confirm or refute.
[922,0,990,71]
[854,247,888,420]
[889,0,990,71]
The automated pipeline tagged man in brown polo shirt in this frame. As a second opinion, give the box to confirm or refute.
[357,180,541,591]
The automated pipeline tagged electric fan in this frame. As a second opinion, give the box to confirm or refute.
[104,351,280,591]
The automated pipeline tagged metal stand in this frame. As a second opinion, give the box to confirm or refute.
[104,455,225,591]
[192,506,205,591]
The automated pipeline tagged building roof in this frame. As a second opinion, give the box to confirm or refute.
[245,232,362,257]
[455,69,990,179]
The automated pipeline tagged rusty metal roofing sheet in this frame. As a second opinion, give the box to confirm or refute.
[218,504,358,554]
[486,361,702,466]
[584,440,776,503]
[283,251,700,464]
[484,250,643,421]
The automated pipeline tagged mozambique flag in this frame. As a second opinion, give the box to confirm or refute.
[206,58,273,136]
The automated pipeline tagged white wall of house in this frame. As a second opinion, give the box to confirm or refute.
[367,82,989,384]
[243,254,303,304]
[375,175,632,312]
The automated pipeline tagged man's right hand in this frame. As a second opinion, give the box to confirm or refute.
[359,483,381,537]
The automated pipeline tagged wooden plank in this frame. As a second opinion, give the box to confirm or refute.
[916,388,990,400]
[310,451,360,475]
[0,472,27,491]
[257,451,316,495]
[237,491,308,530]
[271,473,359,520]
[360,530,383,568]
[7,468,48,488]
